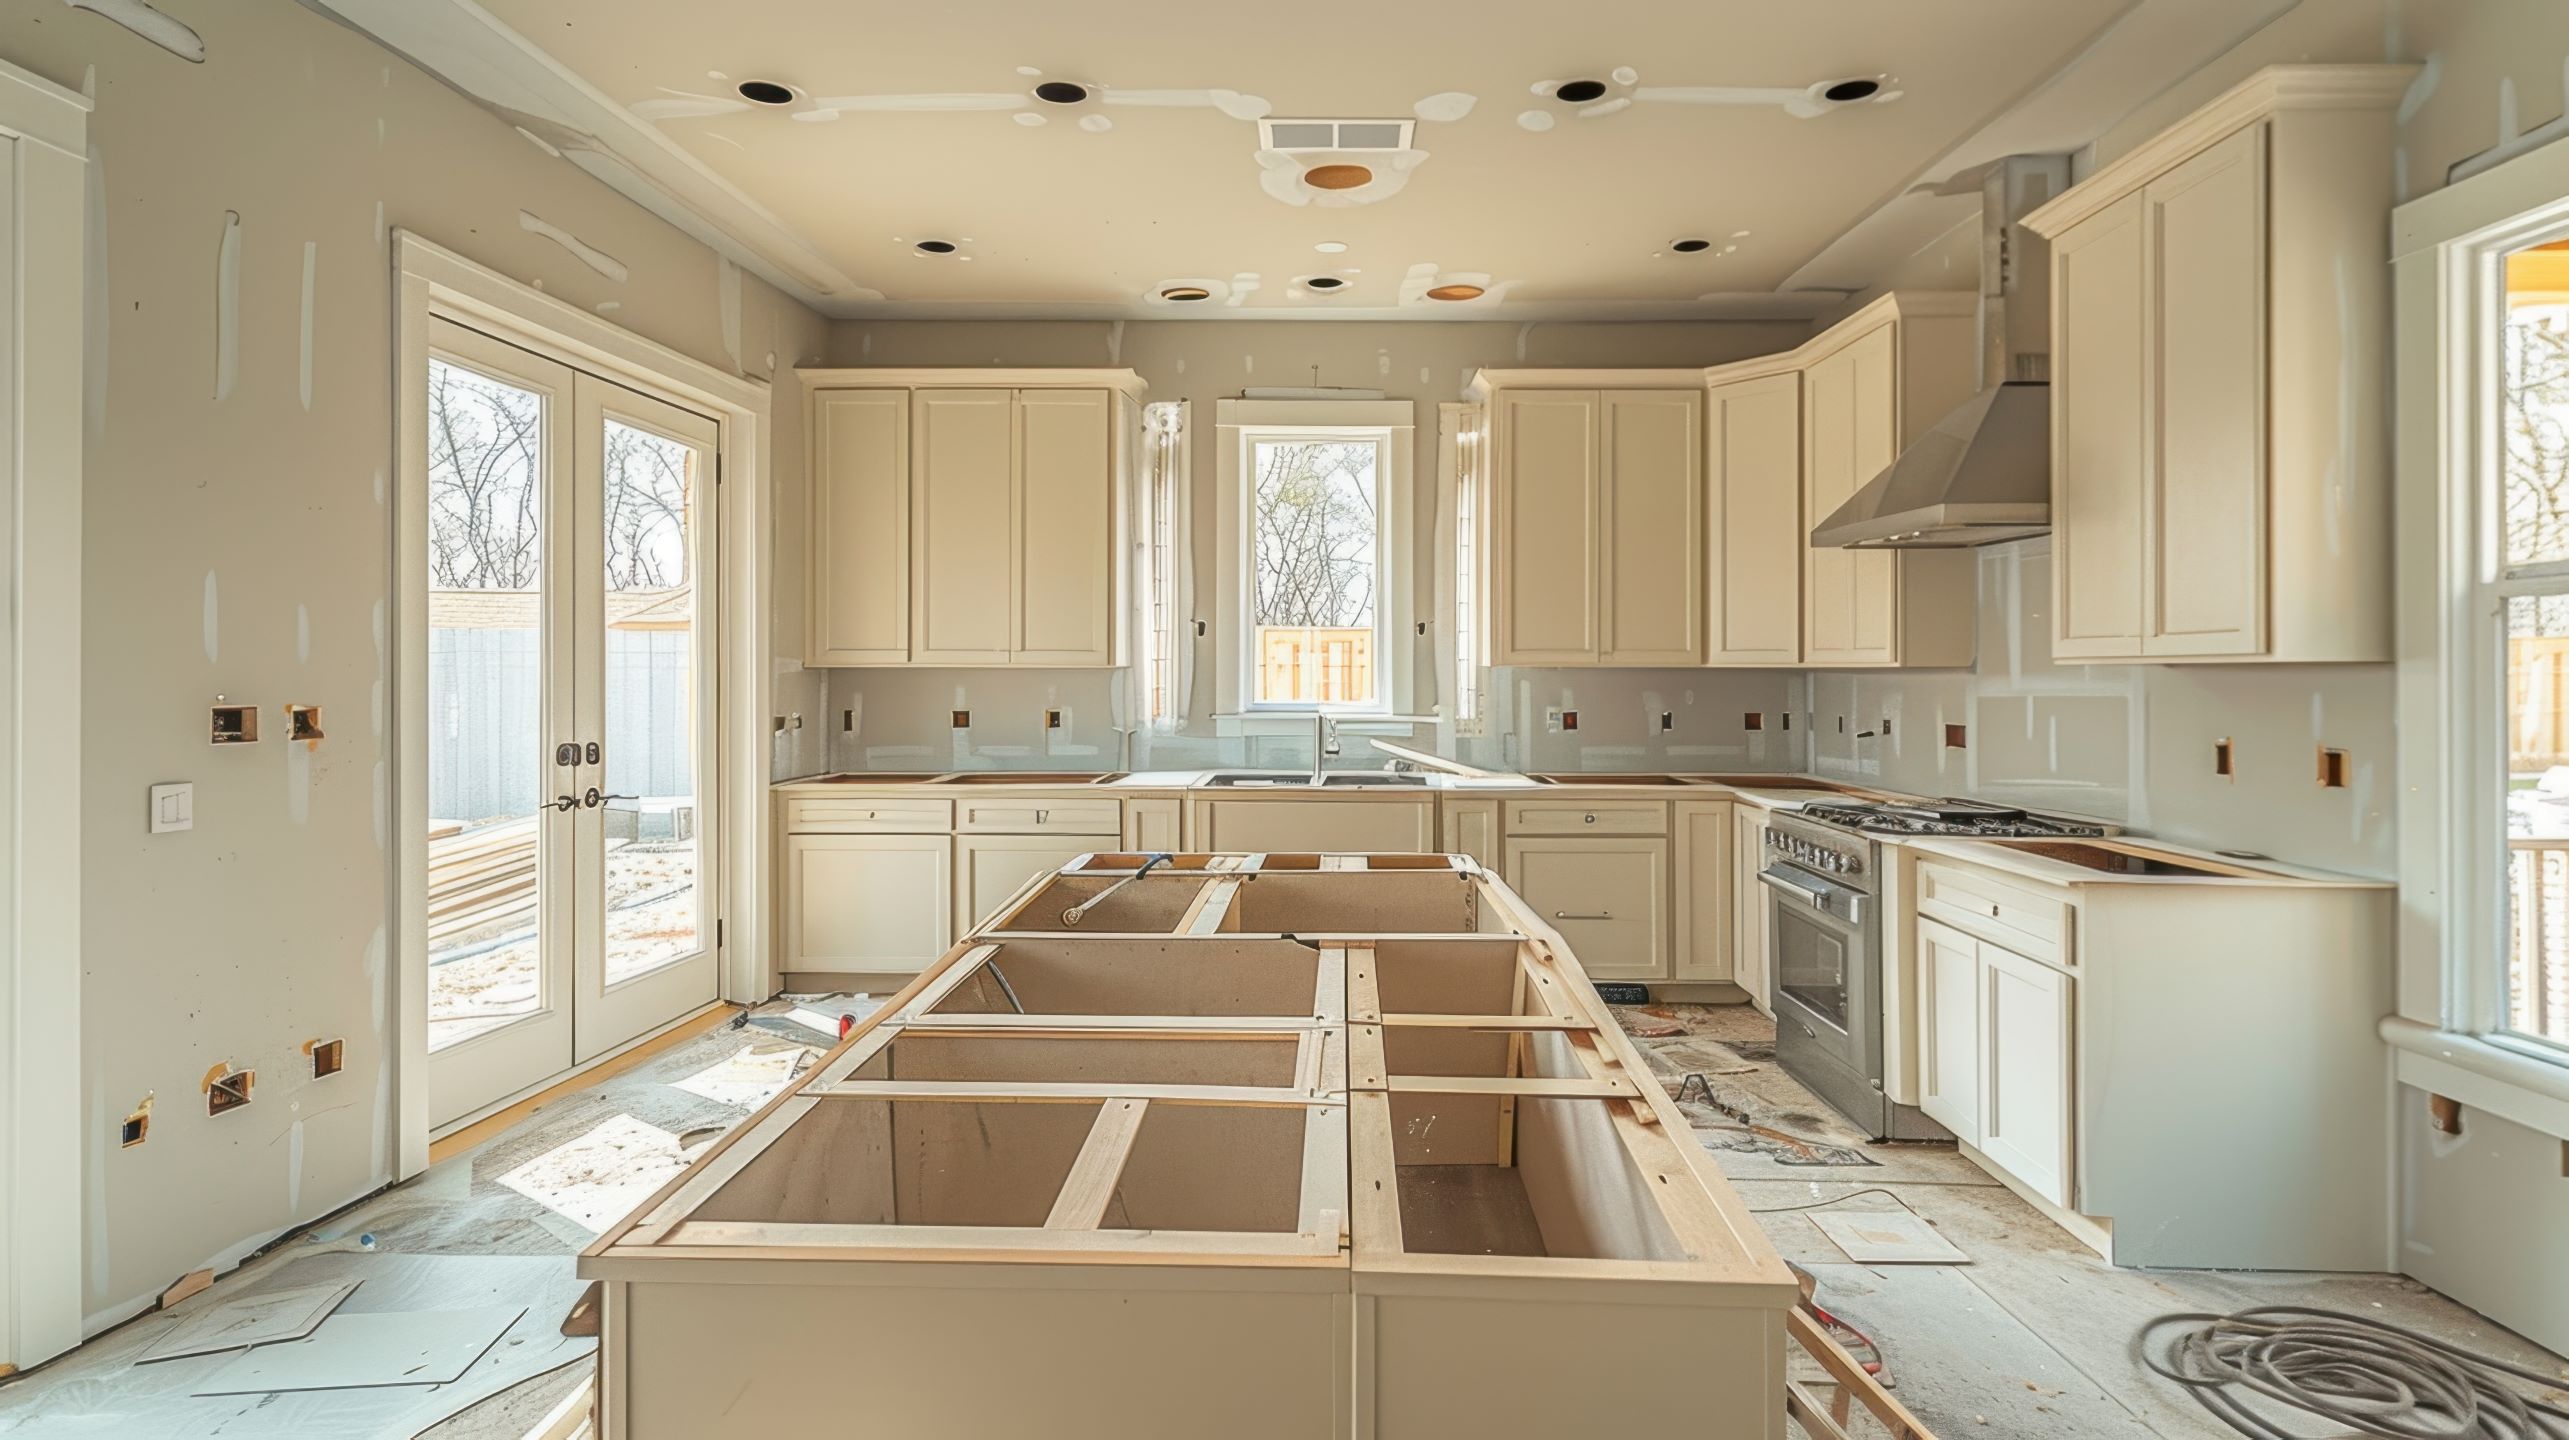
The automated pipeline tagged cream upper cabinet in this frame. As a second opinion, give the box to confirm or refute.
[1794,297,1979,669]
[1490,389,1600,664]
[911,389,1018,664]
[801,369,1138,668]
[1013,389,1116,665]
[806,390,910,665]
[1480,377,1705,667]
[2029,65,2406,664]
[1705,372,1803,664]
[1598,390,1705,665]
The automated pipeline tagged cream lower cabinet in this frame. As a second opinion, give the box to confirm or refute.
[1671,800,1733,982]
[2029,66,2405,664]
[1121,795,1182,852]
[955,833,1107,936]
[782,833,953,974]
[1915,914,2074,1207]
[1438,796,1500,870]
[1505,837,1670,982]
[1186,796,1437,854]
[1733,807,1774,1013]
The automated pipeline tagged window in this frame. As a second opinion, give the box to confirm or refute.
[2500,241,2569,1052]
[1213,400,1414,719]
[1249,434,1384,707]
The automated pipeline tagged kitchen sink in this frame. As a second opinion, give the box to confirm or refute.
[1203,771,1318,788]
[1998,840,2240,878]
[1316,773,1419,787]
[1529,774,1693,786]
[934,771,1123,785]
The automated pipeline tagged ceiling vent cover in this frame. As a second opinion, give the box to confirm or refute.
[1261,118,1416,152]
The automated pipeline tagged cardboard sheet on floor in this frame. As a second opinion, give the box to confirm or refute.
[1814,1210,1969,1264]
[138,1280,361,1363]
[191,1305,525,1396]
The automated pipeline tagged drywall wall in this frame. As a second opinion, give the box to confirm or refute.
[1807,541,2395,878]
[800,318,1817,778]
[0,0,826,1332]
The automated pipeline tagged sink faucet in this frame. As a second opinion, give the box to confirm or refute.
[1312,713,1340,781]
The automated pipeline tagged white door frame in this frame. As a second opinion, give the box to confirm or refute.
[0,55,88,1372]
[392,233,773,1178]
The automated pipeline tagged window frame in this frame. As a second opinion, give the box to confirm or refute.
[2393,138,2569,1109]
[1211,400,1415,722]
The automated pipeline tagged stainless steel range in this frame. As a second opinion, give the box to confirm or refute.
[1761,799,2107,1141]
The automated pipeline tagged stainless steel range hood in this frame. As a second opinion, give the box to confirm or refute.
[1812,156,2069,550]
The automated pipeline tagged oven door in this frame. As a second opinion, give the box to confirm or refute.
[1759,862,1887,1136]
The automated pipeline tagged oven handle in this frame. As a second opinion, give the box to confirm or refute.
[1757,868,1867,926]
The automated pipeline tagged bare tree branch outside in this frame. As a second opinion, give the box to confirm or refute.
[1251,438,1380,704]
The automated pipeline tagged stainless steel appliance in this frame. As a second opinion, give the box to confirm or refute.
[1761,798,2107,1140]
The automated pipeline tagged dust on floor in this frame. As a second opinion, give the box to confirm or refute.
[1618,1003,2569,1439]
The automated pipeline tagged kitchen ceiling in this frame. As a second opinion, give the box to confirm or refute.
[343,0,2173,318]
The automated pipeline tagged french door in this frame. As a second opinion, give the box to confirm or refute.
[421,318,721,1128]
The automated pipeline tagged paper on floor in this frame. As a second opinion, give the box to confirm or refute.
[138,1280,362,1363]
[1813,1210,1969,1264]
[190,1305,524,1395]
[496,1112,690,1233]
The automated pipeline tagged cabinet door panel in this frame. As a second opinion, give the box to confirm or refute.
[1495,391,1600,663]
[808,390,910,663]
[2052,195,2151,658]
[1599,390,1703,665]
[1672,802,1733,982]
[1846,327,1899,660]
[1802,349,1857,660]
[1980,944,2073,1207]
[911,389,1017,663]
[1733,809,1772,1013]
[1707,374,1803,664]
[1015,389,1114,664]
[2146,125,2267,657]
[1505,837,1669,980]
[1916,918,1983,1144]
[783,834,952,974]
[955,834,1094,938]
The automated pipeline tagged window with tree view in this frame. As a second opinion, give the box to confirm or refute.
[1250,436,1384,707]
[2500,238,2569,1052]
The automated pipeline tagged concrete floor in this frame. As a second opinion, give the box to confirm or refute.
[8,999,2563,1438]
[1624,1003,2569,1438]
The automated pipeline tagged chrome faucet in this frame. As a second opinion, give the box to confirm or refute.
[1311,712,1340,782]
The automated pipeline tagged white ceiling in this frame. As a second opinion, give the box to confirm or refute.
[322,0,2302,320]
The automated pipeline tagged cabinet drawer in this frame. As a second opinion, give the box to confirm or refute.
[954,796,1122,836]
[1501,800,1667,837]
[1505,837,1670,981]
[1916,860,2071,966]
[779,795,954,834]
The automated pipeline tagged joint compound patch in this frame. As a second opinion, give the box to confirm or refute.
[66,0,205,62]
[520,211,628,283]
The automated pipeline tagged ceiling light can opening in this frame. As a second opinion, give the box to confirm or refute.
[1822,78,1883,103]
[1159,285,1211,302]
[1671,238,1712,253]
[1426,284,1486,302]
[915,239,959,255]
[1303,275,1347,291]
[736,80,795,106]
[1303,164,1374,191]
[1554,79,1609,104]
[1033,81,1090,105]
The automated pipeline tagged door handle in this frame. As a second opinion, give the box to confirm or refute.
[548,794,582,813]
[584,789,639,808]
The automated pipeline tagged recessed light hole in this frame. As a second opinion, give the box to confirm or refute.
[1426,284,1485,302]
[1304,164,1373,191]
[1555,79,1609,104]
[1159,285,1210,302]
[1671,238,1712,254]
[915,239,958,255]
[735,80,794,106]
[1822,78,1882,104]
[1304,275,1347,291]
[1033,81,1089,105]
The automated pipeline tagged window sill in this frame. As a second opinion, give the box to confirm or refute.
[1209,713,1438,739]
[2379,1016,2569,1141]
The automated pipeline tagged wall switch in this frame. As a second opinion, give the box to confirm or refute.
[149,782,194,834]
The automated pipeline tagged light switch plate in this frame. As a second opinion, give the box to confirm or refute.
[149,782,194,834]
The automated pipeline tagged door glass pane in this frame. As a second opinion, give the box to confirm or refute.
[2502,242,2569,569]
[427,359,548,1051]
[1250,438,1379,706]
[2506,594,2569,1048]
[602,417,704,986]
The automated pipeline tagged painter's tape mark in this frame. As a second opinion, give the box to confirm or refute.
[717,256,744,374]
[67,0,205,62]
[202,571,219,664]
[374,201,386,251]
[519,211,629,283]
[214,212,241,401]
[296,603,311,665]
[298,241,317,412]
[85,140,109,439]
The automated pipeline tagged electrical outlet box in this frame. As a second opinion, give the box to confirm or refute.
[210,702,257,744]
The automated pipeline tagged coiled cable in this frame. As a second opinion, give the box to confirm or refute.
[2139,1306,2569,1439]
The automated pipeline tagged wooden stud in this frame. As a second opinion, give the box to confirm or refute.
[1045,1099,1149,1229]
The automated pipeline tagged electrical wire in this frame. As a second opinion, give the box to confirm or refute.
[2139,1306,2569,1439]
[1748,1187,1909,1214]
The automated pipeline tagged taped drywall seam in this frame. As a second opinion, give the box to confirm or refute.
[214,211,240,401]
[202,571,219,664]
[84,136,108,439]
[1105,319,1124,366]
[374,200,386,252]
[65,0,204,63]
[717,255,745,373]
[518,210,629,283]
[299,241,316,411]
